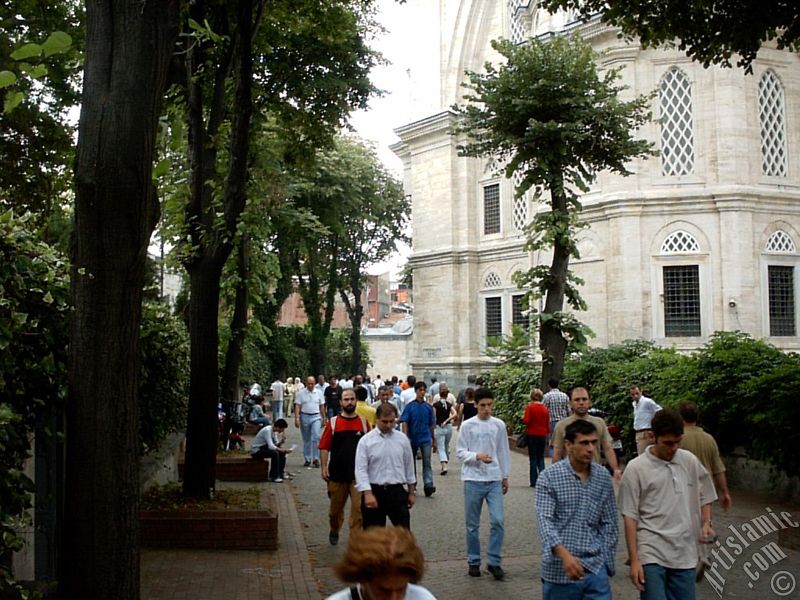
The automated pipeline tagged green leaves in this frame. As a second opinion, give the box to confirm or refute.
[0,71,17,88]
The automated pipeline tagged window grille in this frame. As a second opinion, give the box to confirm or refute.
[765,231,796,254]
[759,71,787,177]
[485,297,503,342]
[660,231,700,254]
[484,272,502,289]
[663,265,701,337]
[512,170,528,231]
[769,266,796,336]
[508,0,527,44]
[483,183,501,235]
[659,68,695,176]
[512,294,529,329]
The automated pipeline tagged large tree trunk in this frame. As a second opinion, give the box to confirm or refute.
[539,173,570,389]
[64,2,178,598]
[221,233,250,405]
[182,259,225,498]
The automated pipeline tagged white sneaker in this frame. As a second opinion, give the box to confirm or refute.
[272,478,284,483]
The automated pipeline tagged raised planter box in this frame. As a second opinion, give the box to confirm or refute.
[178,454,270,482]
[244,422,262,436]
[140,489,278,550]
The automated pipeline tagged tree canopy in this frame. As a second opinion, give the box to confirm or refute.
[540,0,800,72]
[454,35,654,385]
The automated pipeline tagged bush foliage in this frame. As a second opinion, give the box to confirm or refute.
[487,331,800,476]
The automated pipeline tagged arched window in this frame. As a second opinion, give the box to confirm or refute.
[759,70,788,177]
[659,68,695,176]
[483,272,502,288]
[660,231,700,254]
[765,230,797,254]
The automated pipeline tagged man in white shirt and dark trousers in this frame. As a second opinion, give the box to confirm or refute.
[250,419,291,482]
[355,403,416,529]
[630,384,662,455]
[456,387,510,580]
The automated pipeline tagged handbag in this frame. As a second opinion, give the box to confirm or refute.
[516,430,528,448]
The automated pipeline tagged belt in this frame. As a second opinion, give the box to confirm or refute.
[635,428,652,433]
[371,483,405,490]
[301,412,320,416]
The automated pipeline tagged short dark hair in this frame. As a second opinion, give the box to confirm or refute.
[273,419,288,429]
[548,378,559,388]
[564,419,597,442]
[652,409,684,437]
[407,375,417,386]
[430,376,437,383]
[376,403,398,418]
[355,386,368,402]
[474,387,494,402]
[414,381,427,391]
[677,401,699,424]
[467,374,477,384]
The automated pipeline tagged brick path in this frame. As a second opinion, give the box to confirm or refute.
[142,425,799,599]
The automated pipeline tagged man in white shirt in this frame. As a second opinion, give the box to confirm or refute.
[456,387,511,580]
[399,375,417,413]
[270,377,285,420]
[250,419,291,482]
[630,384,662,455]
[354,403,416,529]
[294,375,325,467]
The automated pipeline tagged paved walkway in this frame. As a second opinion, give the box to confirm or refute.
[142,425,799,599]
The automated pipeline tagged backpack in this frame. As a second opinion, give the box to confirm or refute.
[330,415,369,434]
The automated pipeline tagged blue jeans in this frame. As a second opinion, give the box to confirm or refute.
[300,413,321,462]
[410,441,434,489]
[543,569,611,600]
[641,564,696,600]
[527,435,547,487]
[434,424,453,463]
[272,400,283,420]
[464,480,504,567]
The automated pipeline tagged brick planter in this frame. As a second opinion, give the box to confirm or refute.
[140,489,278,550]
[178,454,270,482]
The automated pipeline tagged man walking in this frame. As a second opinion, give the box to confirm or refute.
[456,388,510,580]
[355,403,416,529]
[270,376,285,420]
[536,419,618,599]
[620,409,717,600]
[319,388,370,545]
[324,374,343,419]
[678,401,732,511]
[552,387,622,481]
[400,381,437,497]
[542,378,570,453]
[294,375,325,467]
[630,384,662,455]
[250,419,292,482]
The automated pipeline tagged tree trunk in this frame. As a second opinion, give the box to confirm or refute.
[221,233,250,405]
[539,173,570,389]
[182,259,225,498]
[64,2,178,598]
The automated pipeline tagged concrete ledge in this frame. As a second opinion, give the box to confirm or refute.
[724,454,800,503]
[178,454,270,482]
[140,489,278,550]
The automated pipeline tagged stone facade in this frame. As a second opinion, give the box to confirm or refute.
[391,1,800,382]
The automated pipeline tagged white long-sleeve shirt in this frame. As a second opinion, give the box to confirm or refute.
[354,428,416,491]
[251,425,278,453]
[456,415,511,482]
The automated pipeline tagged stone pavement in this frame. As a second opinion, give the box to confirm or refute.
[142,424,799,599]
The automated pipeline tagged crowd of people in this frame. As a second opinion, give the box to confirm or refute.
[242,373,731,600]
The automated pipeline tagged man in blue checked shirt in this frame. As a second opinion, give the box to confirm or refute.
[536,419,618,600]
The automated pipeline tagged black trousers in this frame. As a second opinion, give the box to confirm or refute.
[251,447,285,479]
[361,484,410,529]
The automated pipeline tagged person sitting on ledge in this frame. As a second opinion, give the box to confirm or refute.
[250,418,291,482]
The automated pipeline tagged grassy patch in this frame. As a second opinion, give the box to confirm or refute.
[141,483,261,511]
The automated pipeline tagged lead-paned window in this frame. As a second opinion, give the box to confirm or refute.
[768,266,796,336]
[483,183,501,235]
[663,265,701,337]
[485,296,502,342]
[659,68,695,177]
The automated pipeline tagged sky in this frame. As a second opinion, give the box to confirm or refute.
[349,0,416,278]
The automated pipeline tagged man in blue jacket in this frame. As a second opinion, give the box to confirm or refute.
[399,380,436,497]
